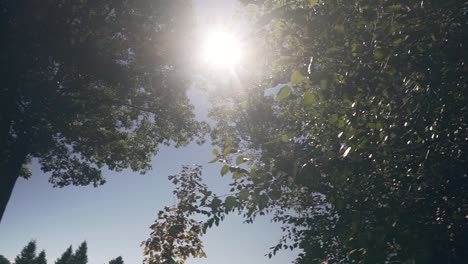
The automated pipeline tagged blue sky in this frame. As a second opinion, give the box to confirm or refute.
[0,140,297,264]
[0,1,299,263]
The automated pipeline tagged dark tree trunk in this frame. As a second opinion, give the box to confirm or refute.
[0,143,28,223]
[0,167,20,223]
[0,70,28,223]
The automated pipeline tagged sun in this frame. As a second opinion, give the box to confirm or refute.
[202,31,242,68]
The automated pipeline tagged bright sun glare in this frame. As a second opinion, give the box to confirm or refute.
[202,31,242,68]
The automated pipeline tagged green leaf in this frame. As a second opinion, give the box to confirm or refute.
[211,197,222,210]
[308,0,318,7]
[221,165,230,176]
[303,91,315,106]
[291,71,307,84]
[223,147,233,156]
[236,156,248,165]
[212,149,219,155]
[224,196,238,211]
[374,49,385,60]
[281,135,289,142]
[239,189,249,201]
[232,171,244,180]
[338,119,346,128]
[18,166,32,179]
[208,157,218,163]
[393,38,403,46]
[250,168,258,177]
[387,4,402,11]
[277,86,292,100]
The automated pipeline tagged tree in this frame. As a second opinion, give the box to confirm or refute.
[143,166,207,264]
[0,255,10,264]
[55,246,73,264]
[0,0,207,222]
[15,241,36,264]
[108,256,124,264]
[35,251,47,264]
[144,0,468,263]
[4,240,128,264]
[71,242,87,264]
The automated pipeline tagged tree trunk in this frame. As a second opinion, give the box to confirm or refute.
[0,145,28,223]
[0,169,20,223]
[0,72,30,222]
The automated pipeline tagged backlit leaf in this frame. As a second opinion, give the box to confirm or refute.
[291,70,307,84]
[223,147,232,156]
[221,165,230,176]
[232,171,243,180]
[303,91,315,106]
[236,156,248,165]
[374,49,385,60]
[277,86,292,100]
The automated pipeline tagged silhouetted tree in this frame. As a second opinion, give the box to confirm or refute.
[14,241,36,264]
[0,255,10,264]
[0,0,206,222]
[54,246,72,264]
[71,242,87,264]
[35,251,46,264]
[108,256,124,264]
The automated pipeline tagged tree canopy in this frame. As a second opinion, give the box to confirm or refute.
[0,0,207,222]
[15,240,37,264]
[71,242,87,264]
[1,0,467,263]
[144,0,468,263]
[35,251,47,264]
[54,246,72,264]
[0,255,10,264]
[4,240,123,264]
[108,256,124,264]
[14,240,48,264]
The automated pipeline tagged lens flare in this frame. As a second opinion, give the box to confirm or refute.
[202,31,241,68]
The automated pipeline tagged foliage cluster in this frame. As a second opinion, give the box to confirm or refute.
[0,0,207,222]
[144,0,468,263]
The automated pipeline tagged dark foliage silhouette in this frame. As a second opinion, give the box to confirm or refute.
[0,0,207,222]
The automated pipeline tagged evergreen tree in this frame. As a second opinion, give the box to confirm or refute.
[108,256,124,264]
[0,255,10,264]
[14,241,36,264]
[35,251,47,264]
[72,242,87,264]
[54,246,72,264]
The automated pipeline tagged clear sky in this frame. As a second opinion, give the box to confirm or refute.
[0,1,299,264]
